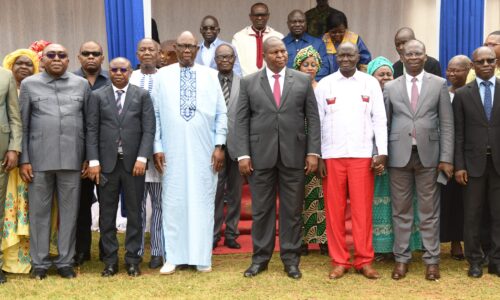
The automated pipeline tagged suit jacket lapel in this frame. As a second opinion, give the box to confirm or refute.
[279,68,294,109]
[119,86,134,123]
[106,86,120,124]
[227,76,240,112]
[414,73,429,116]
[469,81,489,124]
[259,69,277,109]
[397,77,413,114]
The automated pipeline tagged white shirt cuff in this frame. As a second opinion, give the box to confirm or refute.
[89,160,100,167]
[238,155,250,161]
[137,157,147,163]
[307,153,321,157]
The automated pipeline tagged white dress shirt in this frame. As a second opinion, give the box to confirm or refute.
[315,70,388,159]
[405,71,424,104]
[265,66,285,95]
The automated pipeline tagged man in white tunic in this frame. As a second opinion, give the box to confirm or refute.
[152,31,227,274]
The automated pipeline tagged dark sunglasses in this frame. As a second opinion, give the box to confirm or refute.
[80,51,102,57]
[176,44,198,51]
[110,67,128,73]
[45,52,68,59]
[473,58,497,65]
[215,54,235,61]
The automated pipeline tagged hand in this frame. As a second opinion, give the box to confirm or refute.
[81,160,89,179]
[88,165,101,184]
[2,150,18,172]
[455,170,468,186]
[19,163,34,183]
[154,153,165,174]
[132,160,146,176]
[304,155,318,175]
[438,162,454,179]
[371,155,387,176]
[316,158,327,178]
[239,158,253,176]
[211,147,225,172]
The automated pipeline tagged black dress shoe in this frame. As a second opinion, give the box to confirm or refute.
[126,264,141,277]
[31,268,48,280]
[243,263,268,277]
[0,270,6,284]
[101,264,119,277]
[488,264,500,276]
[74,252,90,266]
[149,256,163,269]
[468,264,483,278]
[58,266,76,279]
[224,239,241,249]
[284,265,302,279]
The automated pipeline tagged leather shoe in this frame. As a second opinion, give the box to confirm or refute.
[329,265,348,279]
[488,264,500,276]
[224,239,241,249]
[126,264,141,277]
[31,268,47,280]
[425,264,440,281]
[0,270,6,284]
[57,266,76,279]
[212,239,219,250]
[391,262,408,280]
[357,264,381,279]
[284,265,302,279]
[468,264,483,278]
[101,264,119,277]
[74,252,90,266]
[149,256,163,269]
[243,263,268,277]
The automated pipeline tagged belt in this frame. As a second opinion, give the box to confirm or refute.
[411,145,418,152]
[117,153,124,160]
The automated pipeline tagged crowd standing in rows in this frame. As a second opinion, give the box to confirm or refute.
[0,0,499,284]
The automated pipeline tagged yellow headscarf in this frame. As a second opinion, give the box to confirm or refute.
[2,49,40,73]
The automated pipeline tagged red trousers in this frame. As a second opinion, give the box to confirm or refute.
[323,158,374,269]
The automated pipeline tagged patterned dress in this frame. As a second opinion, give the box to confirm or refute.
[303,174,327,244]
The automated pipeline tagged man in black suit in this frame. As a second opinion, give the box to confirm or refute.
[454,46,500,278]
[86,57,155,277]
[392,27,442,78]
[236,37,321,279]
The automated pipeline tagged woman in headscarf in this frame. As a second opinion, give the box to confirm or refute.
[293,46,328,255]
[367,57,422,261]
[322,11,371,73]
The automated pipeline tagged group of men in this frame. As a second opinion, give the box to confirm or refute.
[0,0,499,285]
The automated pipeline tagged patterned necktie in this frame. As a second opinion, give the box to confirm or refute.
[180,67,196,121]
[116,90,124,115]
[222,77,230,106]
[482,81,493,121]
[273,74,281,107]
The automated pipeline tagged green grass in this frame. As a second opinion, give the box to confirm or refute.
[1,233,499,299]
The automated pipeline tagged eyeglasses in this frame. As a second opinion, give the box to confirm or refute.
[110,67,128,73]
[80,51,102,57]
[251,13,269,17]
[215,54,235,61]
[201,26,219,31]
[45,52,68,59]
[446,68,468,74]
[404,52,425,58]
[473,58,497,65]
[484,42,500,47]
[176,44,198,51]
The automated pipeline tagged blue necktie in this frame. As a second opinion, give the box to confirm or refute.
[482,81,493,121]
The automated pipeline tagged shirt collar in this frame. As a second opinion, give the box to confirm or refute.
[333,69,360,80]
[476,75,496,88]
[405,70,424,83]
[199,37,220,50]
[41,71,70,83]
[112,83,129,94]
[266,66,286,78]
[218,71,233,82]
[247,26,270,36]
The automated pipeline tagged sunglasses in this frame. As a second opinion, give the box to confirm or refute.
[473,58,497,65]
[110,67,129,73]
[176,44,198,51]
[80,51,102,57]
[45,52,68,59]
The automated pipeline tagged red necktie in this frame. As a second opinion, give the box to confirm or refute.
[254,29,264,69]
[273,74,281,107]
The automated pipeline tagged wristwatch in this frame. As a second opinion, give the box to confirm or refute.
[215,144,226,150]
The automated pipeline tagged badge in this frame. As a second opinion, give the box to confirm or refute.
[361,95,370,103]
[326,97,336,105]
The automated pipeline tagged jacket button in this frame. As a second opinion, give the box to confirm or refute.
[408,133,412,136]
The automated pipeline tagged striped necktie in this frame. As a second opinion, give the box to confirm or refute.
[222,77,230,106]
[116,90,124,115]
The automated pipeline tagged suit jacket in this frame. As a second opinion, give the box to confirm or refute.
[219,72,240,161]
[20,72,90,171]
[393,56,442,79]
[0,68,22,157]
[453,78,500,177]
[86,83,155,173]
[235,68,321,169]
[384,72,454,168]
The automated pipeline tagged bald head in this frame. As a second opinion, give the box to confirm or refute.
[176,31,197,45]
[472,46,496,81]
[42,44,69,78]
[175,31,199,67]
[337,41,359,53]
[43,43,67,55]
[447,55,472,90]
[263,37,285,53]
[262,37,287,73]
[336,42,360,77]
[448,55,472,69]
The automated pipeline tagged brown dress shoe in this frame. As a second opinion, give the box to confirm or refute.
[329,266,348,279]
[391,262,408,280]
[357,264,381,279]
[425,264,440,281]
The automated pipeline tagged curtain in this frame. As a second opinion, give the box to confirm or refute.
[439,0,484,76]
[104,0,144,68]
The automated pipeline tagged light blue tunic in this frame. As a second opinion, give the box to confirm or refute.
[152,63,227,266]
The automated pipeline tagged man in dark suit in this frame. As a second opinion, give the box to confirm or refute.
[392,27,442,78]
[86,57,155,277]
[236,37,321,279]
[213,44,243,250]
[454,46,500,278]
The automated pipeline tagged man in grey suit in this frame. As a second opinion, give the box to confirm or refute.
[87,57,155,277]
[384,40,454,281]
[236,37,321,279]
[19,44,91,280]
[213,44,243,250]
[0,67,22,284]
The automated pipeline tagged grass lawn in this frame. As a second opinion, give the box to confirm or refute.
[1,233,499,299]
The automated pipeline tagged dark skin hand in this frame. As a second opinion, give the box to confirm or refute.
[154,152,165,174]
[438,162,454,179]
[81,160,89,179]
[304,155,318,175]
[371,155,387,176]
[132,161,146,176]
[455,169,468,186]
[212,148,225,172]
[317,158,327,178]
[19,163,33,183]
[2,150,18,172]
[239,158,254,176]
[88,165,101,184]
